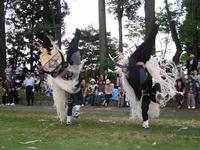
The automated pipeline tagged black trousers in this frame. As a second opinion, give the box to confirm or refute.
[141,83,161,121]
[67,92,81,116]
[141,95,151,121]
[26,86,34,105]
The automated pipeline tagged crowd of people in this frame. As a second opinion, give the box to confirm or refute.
[0,63,49,106]
[0,64,127,107]
[1,54,200,109]
[173,54,200,109]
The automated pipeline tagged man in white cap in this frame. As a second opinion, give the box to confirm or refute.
[186,54,198,76]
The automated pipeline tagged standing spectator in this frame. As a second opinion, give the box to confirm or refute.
[173,79,185,109]
[185,77,197,109]
[186,54,198,76]
[1,78,15,105]
[176,65,185,81]
[23,73,35,105]
[116,73,123,88]
[88,79,98,106]
[103,79,114,107]
[81,79,87,106]
[103,69,111,81]
[0,76,3,87]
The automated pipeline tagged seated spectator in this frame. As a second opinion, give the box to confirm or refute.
[96,74,105,105]
[173,79,185,109]
[118,85,125,107]
[88,79,98,106]
[185,77,197,109]
[2,88,14,105]
[103,79,114,107]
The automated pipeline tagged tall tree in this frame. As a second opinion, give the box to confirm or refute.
[144,0,156,54]
[98,0,107,74]
[180,0,200,58]
[164,0,182,64]
[192,0,198,57]
[107,0,141,52]
[144,0,155,38]
[0,0,6,77]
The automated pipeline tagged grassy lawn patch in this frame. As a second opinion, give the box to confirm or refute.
[0,110,200,150]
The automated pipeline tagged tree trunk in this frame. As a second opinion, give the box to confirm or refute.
[0,0,6,77]
[117,4,123,52]
[164,0,182,64]
[98,0,107,74]
[144,0,155,54]
[192,0,198,58]
[55,0,62,49]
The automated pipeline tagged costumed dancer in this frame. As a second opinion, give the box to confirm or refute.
[110,24,177,128]
[36,28,85,124]
[126,24,161,128]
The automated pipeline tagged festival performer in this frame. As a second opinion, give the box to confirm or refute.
[110,24,177,128]
[36,28,85,125]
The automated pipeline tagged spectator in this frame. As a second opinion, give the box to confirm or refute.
[186,54,198,76]
[176,65,185,81]
[96,74,105,105]
[118,85,125,107]
[192,70,200,104]
[88,78,98,106]
[81,79,87,106]
[0,76,3,87]
[116,73,123,88]
[185,77,197,109]
[1,78,15,105]
[23,73,35,105]
[103,69,111,81]
[97,74,105,93]
[173,79,185,109]
[103,79,114,107]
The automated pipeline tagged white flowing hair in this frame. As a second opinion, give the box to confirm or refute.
[47,60,85,122]
[115,51,177,120]
[146,56,177,106]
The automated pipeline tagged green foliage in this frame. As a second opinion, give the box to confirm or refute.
[107,0,141,20]
[124,16,145,40]
[6,0,69,69]
[79,26,118,80]
[179,0,200,54]
[179,52,189,65]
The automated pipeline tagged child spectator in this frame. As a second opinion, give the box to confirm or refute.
[185,77,197,109]
[88,79,98,106]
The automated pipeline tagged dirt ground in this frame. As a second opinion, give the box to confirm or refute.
[0,104,200,116]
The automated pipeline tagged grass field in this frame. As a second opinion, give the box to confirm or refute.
[0,109,200,150]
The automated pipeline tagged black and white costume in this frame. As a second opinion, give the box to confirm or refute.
[110,24,177,128]
[37,29,85,124]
